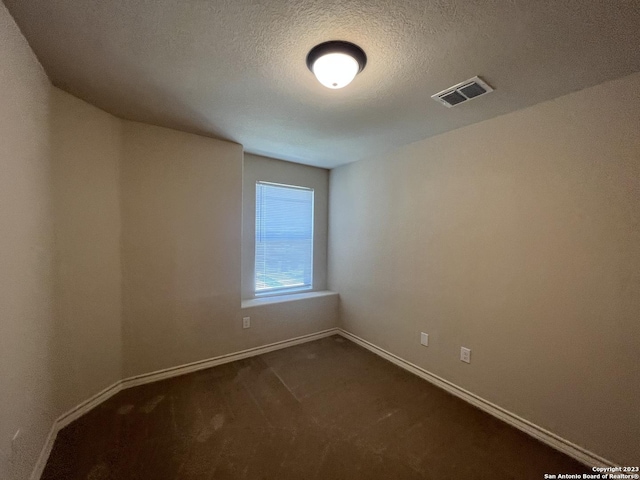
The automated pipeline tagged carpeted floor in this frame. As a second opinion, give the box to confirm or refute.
[42,335,589,479]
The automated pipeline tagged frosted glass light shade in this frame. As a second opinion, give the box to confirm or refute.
[306,41,367,90]
[312,53,360,89]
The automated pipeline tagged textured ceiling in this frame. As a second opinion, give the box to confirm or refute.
[5,0,640,168]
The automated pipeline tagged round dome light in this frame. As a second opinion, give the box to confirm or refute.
[306,41,367,89]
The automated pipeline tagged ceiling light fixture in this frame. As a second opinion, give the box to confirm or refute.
[306,41,367,89]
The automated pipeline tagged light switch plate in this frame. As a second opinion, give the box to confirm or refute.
[420,332,429,347]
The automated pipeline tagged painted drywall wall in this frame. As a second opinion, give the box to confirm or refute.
[120,128,339,379]
[0,3,56,479]
[329,72,640,465]
[240,293,338,346]
[120,122,244,377]
[50,88,123,415]
[242,153,329,299]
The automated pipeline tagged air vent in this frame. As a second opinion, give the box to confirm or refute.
[432,76,493,107]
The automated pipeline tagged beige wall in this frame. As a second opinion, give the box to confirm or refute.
[0,3,56,479]
[242,153,329,299]
[1,6,125,477]
[120,122,244,377]
[50,88,123,414]
[240,292,338,346]
[120,130,339,378]
[329,72,640,465]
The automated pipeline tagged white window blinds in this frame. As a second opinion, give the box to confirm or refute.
[255,182,314,295]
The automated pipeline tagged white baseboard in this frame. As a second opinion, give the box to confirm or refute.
[57,382,123,430]
[30,381,124,480]
[31,327,340,479]
[337,328,616,468]
[121,328,340,389]
[29,423,57,480]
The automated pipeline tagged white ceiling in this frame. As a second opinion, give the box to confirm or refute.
[5,0,640,168]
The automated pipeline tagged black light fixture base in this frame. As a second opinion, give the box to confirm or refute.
[306,41,367,73]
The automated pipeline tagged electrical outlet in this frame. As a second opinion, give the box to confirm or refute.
[460,347,471,364]
[242,317,251,329]
[420,332,428,347]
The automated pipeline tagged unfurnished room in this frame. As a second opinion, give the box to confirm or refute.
[1,1,639,479]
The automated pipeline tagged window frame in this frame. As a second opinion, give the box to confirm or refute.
[254,180,315,297]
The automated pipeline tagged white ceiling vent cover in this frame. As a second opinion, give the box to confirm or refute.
[432,76,494,108]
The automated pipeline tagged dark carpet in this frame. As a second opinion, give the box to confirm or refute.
[42,335,589,479]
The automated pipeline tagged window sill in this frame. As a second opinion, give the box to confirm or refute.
[241,290,338,309]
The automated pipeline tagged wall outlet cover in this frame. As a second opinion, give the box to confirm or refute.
[460,347,471,364]
[242,317,251,329]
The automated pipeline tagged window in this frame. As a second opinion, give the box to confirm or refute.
[255,182,314,295]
